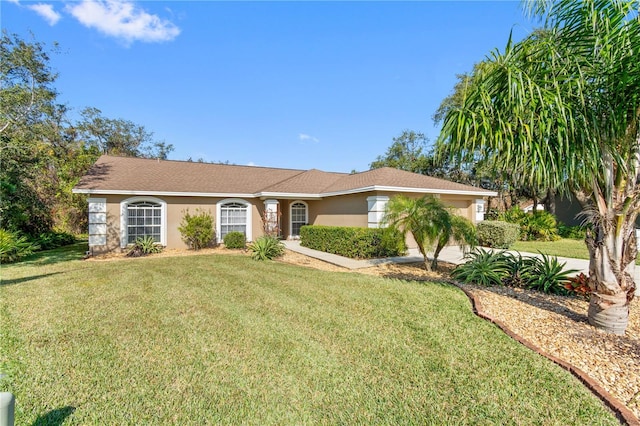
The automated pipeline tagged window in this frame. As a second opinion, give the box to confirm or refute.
[219,201,249,239]
[120,197,166,248]
[290,201,308,237]
[126,201,162,244]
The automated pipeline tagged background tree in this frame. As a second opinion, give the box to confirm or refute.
[437,0,640,334]
[1,32,175,237]
[370,130,482,188]
[384,195,476,271]
[0,32,58,234]
[370,130,430,173]
[76,107,173,159]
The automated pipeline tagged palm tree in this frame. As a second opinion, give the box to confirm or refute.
[437,0,640,334]
[384,195,477,271]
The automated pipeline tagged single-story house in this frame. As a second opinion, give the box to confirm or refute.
[73,155,497,253]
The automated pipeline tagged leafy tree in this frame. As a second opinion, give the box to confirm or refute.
[370,130,483,189]
[370,130,430,173]
[0,32,59,235]
[384,195,476,271]
[76,107,173,159]
[0,31,57,135]
[438,0,640,334]
[1,32,175,237]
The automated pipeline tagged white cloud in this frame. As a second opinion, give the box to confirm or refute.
[27,3,62,26]
[6,0,21,4]
[66,0,181,44]
[298,133,319,144]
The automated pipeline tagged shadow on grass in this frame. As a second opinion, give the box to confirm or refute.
[32,406,75,426]
[374,261,457,284]
[0,272,64,287]
[20,242,88,267]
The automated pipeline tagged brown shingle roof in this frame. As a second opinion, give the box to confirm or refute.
[74,155,305,194]
[324,167,492,194]
[74,155,495,196]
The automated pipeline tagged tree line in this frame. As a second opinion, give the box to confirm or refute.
[0,31,174,237]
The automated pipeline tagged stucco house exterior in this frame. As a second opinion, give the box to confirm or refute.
[73,155,497,253]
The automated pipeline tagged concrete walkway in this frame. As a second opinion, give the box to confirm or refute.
[282,240,591,274]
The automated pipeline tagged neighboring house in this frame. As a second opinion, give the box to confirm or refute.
[73,155,497,253]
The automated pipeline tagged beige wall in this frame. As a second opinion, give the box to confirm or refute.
[308,193,369,227]
[97,195,263,252]
[93,192,485,253]
[439,195,475,222]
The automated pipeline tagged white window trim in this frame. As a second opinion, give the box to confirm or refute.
[289,200,309,237]
[216,198,252,243]
[120,196,167,248]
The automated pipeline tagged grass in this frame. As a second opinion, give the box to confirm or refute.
[0,245,619,424]
[512,238,640,264]
[512,238,590,259]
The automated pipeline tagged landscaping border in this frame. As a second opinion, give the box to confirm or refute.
[455,284,640,426]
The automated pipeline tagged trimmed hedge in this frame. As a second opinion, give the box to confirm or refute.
[477,221,520,249]
[223,231,246,249]
[299,225,407,259]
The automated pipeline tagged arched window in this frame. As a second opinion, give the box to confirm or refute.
[217,199,252,241]
[120,197,167,247]
[290,201,308,237]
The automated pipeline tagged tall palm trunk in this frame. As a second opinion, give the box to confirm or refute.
[586,225,636,335]
[585,151,638,334]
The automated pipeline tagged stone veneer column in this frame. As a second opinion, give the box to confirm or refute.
[88,198,107,248]
[367,195,389,228]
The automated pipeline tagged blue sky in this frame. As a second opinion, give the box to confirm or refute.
[4,1,534,172]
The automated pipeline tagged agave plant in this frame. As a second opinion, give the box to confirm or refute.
[126,236,163,257]
[248,236,285,261]
[451,249,510,286]
[521,253,578,295]
[501,252,534,288]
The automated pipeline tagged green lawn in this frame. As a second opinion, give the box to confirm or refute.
[0,245,619,424]
[512,238,640,264]
[512,238,591,259]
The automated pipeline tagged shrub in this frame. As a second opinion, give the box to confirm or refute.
[558,224,587,240]
[0,229,40,263]
[501,252,535,288]
[249,236,285,261]
[379,226,409,257]
[126,236,163,257]
[35,230,76,251]
[521,253,578,295]
[451,249,511,286]
[300,225,407,259]
[484,208,500,221]
[499,206,527,224]
[496,207,560,241]
[178,209,215,250]
[520,211,560,241]
[476,221,520,249]
[564,273,591,298]
[223,231,246,249]
[452,249,579,295]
